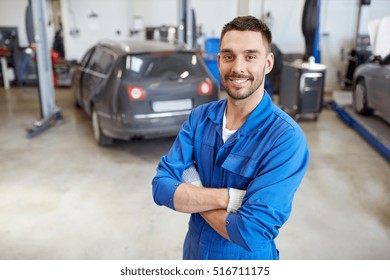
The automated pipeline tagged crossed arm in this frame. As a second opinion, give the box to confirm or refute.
[173,163,247,241]
[173,182,229,213]
[174,182,231,241]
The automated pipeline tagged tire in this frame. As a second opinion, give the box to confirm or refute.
[74,94,81,108]
[92,107,114,146]
[71,76,82,108]
[72,85,81,109]
[353,79,373,116]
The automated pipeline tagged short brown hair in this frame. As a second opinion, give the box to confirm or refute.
[220,16,272,52]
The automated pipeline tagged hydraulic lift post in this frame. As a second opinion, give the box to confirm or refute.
[177,0,188,45]
[26,0,62,138]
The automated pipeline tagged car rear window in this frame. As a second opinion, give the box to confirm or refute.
[121,52,208,81]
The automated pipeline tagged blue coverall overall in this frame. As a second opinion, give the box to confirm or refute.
[152,92,309,259]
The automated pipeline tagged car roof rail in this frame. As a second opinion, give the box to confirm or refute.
[97,39,130,53]
[96,39,194,55]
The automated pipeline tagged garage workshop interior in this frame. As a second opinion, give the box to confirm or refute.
[0,0,389,260]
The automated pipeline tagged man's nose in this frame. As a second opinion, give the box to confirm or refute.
[231,56,245,73]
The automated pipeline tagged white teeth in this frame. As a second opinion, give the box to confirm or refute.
[233,79,246,84]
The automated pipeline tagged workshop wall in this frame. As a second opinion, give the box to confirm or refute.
[59,0,237,62]
[1,0,390,92]
[0,0,55,48]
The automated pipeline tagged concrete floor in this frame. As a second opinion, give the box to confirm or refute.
[0,86,389,260]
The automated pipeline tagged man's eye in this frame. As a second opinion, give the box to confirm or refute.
[224,55,233,61]
[247,55,256,60]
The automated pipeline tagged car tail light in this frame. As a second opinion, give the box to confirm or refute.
[196,49,204,56]
[128,86,146,100]
[198,80,213,95]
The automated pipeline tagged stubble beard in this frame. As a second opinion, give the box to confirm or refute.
[222,73,264,101]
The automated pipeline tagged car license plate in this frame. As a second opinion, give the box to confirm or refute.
[152,99,192,112]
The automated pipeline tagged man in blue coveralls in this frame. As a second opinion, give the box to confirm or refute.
[152,16,309,260]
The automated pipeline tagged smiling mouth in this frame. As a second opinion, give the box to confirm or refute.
[230,79,247,84]
[228,77,250,87]
[226,74,251,84]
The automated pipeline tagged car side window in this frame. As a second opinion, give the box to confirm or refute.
[99,50,115,75]
[81,47,95,68]
[86,47,116,76]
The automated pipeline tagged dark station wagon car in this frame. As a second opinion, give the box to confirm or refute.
[72,40,219,146]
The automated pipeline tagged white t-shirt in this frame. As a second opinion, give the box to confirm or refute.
[222,109,237,143]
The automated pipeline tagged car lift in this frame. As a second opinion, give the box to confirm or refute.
[26,0,62,138]
[330,93,390,162]
[178,0,197,49]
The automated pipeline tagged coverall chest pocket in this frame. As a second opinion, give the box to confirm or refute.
[221,154,258,190]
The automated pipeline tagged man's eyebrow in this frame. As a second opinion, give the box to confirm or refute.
[220,48,260,54]
[220,48,233,53]
[244,49,261,54]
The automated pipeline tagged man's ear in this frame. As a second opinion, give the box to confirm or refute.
[265,52,274,75]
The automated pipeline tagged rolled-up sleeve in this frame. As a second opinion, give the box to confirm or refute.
[152,111,196,210]
[152,177,182,210]
[225,126,309,252]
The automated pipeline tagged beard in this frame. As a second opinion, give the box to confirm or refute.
[221,71,264,101]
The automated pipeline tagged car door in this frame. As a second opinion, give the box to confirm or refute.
[80,46,115,115]
[73,46,95,107]
[367,64,390,121]
[92,48,117,117]
[374,65,390,121]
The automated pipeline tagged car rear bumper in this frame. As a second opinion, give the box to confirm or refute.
[98,111,190,140]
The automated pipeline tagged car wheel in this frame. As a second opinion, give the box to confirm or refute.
[92,107,113,146]
[72,80,81,108]
[353,79,373,116]
[74,93,81,108]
